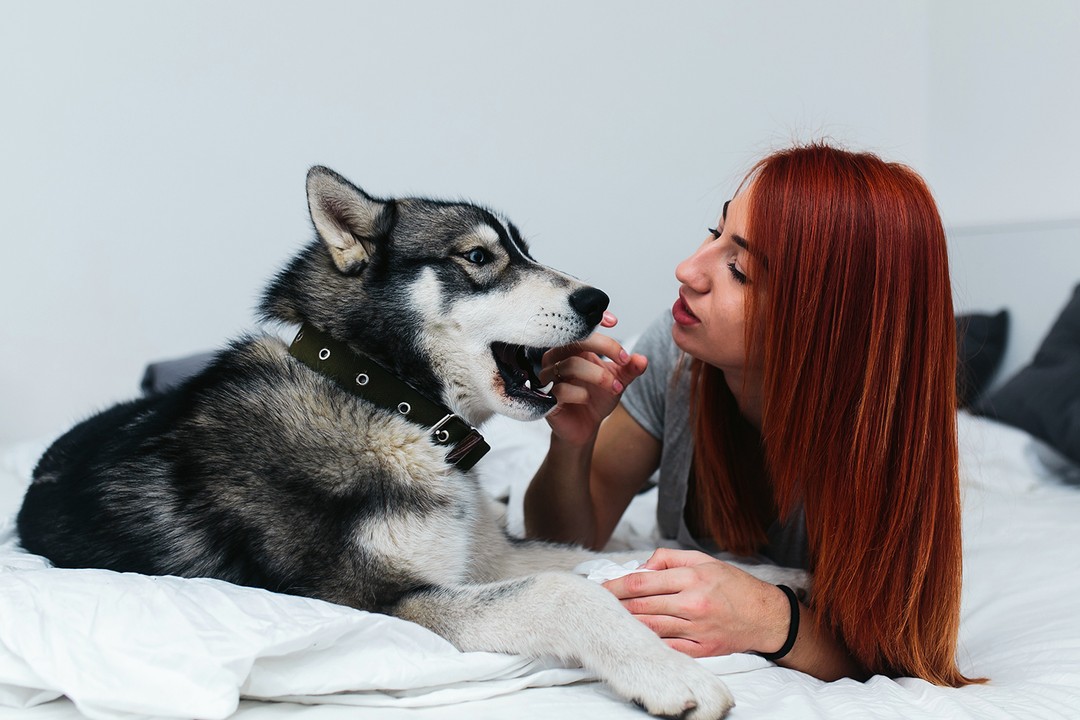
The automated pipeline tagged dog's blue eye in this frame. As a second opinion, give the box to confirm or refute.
[463,248,488,265]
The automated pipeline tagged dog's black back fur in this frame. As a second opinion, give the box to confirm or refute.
[21,339,436,608]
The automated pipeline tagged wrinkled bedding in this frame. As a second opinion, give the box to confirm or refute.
[1,413,1078,720]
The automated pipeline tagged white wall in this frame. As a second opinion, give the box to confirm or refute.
[0,0,1076,442]
[926,0,1080,227]
[949,220,1080,386]
[926,0,1080,383]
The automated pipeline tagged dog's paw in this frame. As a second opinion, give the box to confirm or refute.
[606,648,734,720]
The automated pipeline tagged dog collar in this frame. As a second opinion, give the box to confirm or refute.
[287,323,490,471]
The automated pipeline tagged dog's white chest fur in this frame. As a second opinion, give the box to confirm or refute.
[354,499,475,586]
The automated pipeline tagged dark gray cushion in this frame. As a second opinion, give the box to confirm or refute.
[974,284,1080,465]
[956,309,1009,408]
[141,351,217,395]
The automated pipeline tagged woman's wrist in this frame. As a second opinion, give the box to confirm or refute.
[547,428,600,455]
[756,584,800,661]
[755,583,798,658]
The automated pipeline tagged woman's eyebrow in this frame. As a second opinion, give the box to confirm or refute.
[723,200,766,268]
[732,233,767,270]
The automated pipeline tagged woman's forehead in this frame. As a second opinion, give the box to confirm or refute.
[722,191,752,222]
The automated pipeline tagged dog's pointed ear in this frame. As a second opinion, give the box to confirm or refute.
[306,166,392,274]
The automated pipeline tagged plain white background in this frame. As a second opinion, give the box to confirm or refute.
[1,0,1078,442]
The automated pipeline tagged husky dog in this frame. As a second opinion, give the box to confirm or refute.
[19,167,803,719]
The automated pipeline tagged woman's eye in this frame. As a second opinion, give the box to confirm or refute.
[727,260,748,285]
[708,227,722,239]
[463,248,488,265]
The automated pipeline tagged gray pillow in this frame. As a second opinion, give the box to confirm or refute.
[974,284,1080,465]
[141,351,217,395]
[956,309,1009,408]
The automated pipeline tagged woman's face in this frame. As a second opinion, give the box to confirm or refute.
[671,189,758,374]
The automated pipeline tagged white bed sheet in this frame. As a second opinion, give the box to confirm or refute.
[1,412,1079,720]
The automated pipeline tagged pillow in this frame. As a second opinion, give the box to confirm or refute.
[141,351,216,395]
[974,284,1080,465]
[1031,442,1080,486]
[955,309,1010,408]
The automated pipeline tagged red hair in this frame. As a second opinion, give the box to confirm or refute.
[689,144,980,685]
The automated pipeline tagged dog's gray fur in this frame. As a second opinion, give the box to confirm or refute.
[18,167,808,719]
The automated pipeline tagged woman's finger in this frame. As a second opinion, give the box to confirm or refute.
[642,547,715,571]
[630,613,694,638]
[549,381,590,406]
[603,567,692,600]
[542,356,627,395]
[663,638,706,658]
[614,352,648,385]
[565,353,648,394]
[621,594,692,620]
[541,355,603,387]
[543,333,631,367]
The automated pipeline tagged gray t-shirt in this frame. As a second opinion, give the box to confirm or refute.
[621,312,809,569]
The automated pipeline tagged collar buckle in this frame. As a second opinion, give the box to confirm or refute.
[430,413,456,444]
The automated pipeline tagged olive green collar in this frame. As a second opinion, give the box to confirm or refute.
[288,323,489,471]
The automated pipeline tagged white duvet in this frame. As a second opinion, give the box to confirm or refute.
[1,413,1079,720]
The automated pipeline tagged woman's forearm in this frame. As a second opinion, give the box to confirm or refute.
[523,435,600,547]
[764,586,869,682]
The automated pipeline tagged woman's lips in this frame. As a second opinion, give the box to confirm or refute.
[672,292,700,326]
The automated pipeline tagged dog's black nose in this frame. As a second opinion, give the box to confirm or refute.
[569,287,610,327]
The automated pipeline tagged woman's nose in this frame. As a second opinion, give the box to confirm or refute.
[675,242,711,291]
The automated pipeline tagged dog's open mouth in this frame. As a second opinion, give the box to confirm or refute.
[491,342,556,409]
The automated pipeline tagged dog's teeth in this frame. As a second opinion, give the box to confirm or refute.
[524,379,532,390]
[539,381,554,394]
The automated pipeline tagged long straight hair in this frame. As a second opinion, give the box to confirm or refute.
[690,144,978,685]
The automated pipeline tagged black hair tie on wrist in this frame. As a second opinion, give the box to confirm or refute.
[757,584,800,662]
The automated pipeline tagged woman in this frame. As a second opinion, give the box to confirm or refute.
[524,143,980,685]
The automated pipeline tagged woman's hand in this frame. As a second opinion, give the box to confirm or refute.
[602,548,791,658]
[540,310,648,447]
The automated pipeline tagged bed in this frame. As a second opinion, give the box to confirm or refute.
[3,281,1080,720]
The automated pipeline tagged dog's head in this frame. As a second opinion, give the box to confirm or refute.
[261,166,609,426]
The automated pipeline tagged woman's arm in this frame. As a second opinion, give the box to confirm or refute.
[522,324,657,549]
[774,588,869,681]
[525,404,661,548]
[604,548,869,681]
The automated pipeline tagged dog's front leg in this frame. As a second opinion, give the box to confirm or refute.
[487,538,811,600]
[392,572,734,719]
[457,502,638,582]
[483,538,612,579]
[466,531,648,582]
